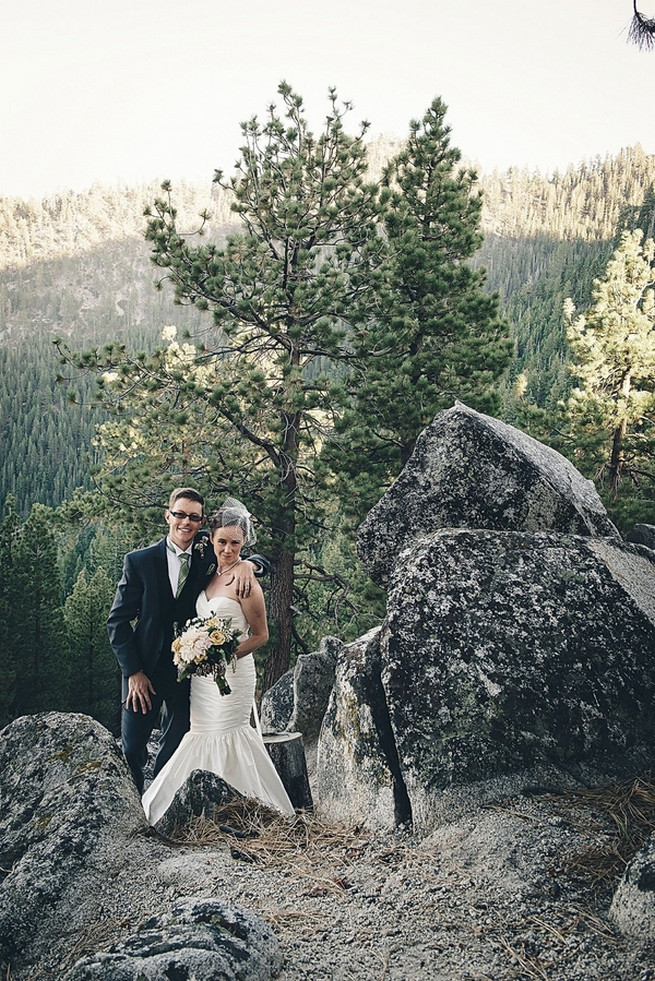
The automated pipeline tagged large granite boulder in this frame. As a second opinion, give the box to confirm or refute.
[260,636,341,789]
[627,523,655,551]
[0,713,143,976]
[317,530,655,833]
[63,899,282,981]
[259,667,295,733]
[358,402,619,587]
[289,636,342,740]
[260,636,341,742]
[317,628,411,829]
[0,712,281,981]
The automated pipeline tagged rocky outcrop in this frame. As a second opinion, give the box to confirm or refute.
[0,713,142,976]
[259,668,295,733]
[261,636,341,743]
[153,769,242,837]
[0,712,281,981]
[610,836,655,938]
[317,628,411,829]
[260,635,341,787]
[357,402,619,588]
[318,530,655,833]
[318,404,654,838]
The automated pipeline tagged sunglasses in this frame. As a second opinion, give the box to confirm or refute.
[169,509,204,523]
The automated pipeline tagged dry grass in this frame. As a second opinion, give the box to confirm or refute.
[494,935,551,981]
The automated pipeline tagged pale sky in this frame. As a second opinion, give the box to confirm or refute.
[1,0,653,199]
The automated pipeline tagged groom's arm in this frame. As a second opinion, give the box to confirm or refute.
[245,553,269,578]
[107,550,153,679]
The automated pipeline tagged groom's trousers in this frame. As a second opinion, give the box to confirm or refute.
[121,673,191,794]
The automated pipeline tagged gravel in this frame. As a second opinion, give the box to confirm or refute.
[92,788,655,981]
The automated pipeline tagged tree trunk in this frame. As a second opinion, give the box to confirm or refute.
[608,371,631,493]
[262,404,300,693]
[264,732,313,810]
[609,418,627,494]
[263,546,295,693]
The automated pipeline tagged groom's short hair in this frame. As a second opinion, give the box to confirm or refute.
[168,487,205,510]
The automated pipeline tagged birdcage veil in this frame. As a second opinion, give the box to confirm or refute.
[208,497,257,547]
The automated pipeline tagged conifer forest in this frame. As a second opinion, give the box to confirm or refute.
[1,87,654,732]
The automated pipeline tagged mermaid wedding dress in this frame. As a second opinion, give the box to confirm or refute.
[142,593,294,825]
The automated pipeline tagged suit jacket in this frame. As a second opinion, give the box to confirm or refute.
[107,536,215,700]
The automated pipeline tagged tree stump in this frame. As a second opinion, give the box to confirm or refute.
[263,731,313,811]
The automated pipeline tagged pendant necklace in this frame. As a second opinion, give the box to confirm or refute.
[216,558,241,578]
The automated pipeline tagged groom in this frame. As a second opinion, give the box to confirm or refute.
[107,486,265,793]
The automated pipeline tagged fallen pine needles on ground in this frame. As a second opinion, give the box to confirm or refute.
[537,772,655,893]
[165,800,375,881]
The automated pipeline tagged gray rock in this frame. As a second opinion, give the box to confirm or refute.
[153,769,243,837]
[318,530,655,834]
[317,628,411,831]
[0,712,143,975]
[260,668,294,733]
[289,635,341,740]
[627,522,655,551]
[261,637,340,744]
[63,898,282,980]
[0,713,279,981]
[264,733,313,810]
[610,834,655,939]
[357,402,619,587]
[260,636,341,794]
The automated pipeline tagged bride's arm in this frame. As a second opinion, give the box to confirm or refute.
[235,583,269,658]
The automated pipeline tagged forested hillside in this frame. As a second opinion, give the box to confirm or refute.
[477,145,655,415]
[3,144,654,516]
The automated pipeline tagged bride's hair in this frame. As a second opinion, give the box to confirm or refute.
[208,497,257,547]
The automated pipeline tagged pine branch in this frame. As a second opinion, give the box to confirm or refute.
[628,2,655,50]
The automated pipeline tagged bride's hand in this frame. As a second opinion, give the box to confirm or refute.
[126,670,156,714]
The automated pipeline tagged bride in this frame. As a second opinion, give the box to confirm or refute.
[142,499,295,824]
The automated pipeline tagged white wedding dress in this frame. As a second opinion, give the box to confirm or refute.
[142,593,294,825]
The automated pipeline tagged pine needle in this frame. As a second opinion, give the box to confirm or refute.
[628,5,655,50]
[538,772,655,887]
[164,798,372,885]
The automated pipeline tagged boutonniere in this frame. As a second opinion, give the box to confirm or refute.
[194,538,210,558]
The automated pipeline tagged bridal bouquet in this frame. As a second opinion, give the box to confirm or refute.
[172,615,242,695]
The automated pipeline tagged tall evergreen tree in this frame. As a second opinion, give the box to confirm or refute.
[563,228,655,527]
[0,499,21,728]
[330,97,511,517]
[58,83,383,689]
[0,503,68,721]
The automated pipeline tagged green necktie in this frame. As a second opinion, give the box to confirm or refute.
[175,552,190,597]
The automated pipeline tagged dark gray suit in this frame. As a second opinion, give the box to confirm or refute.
[107,535,215,792]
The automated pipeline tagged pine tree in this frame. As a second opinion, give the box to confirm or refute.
[563,229,655,527]
[58,83,383,689]
[0,499,21,727]
[0,503,68,720]
[330,97,511,517]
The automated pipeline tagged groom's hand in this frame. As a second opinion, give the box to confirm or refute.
[231,560,256,599]
[126,670,156,714]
